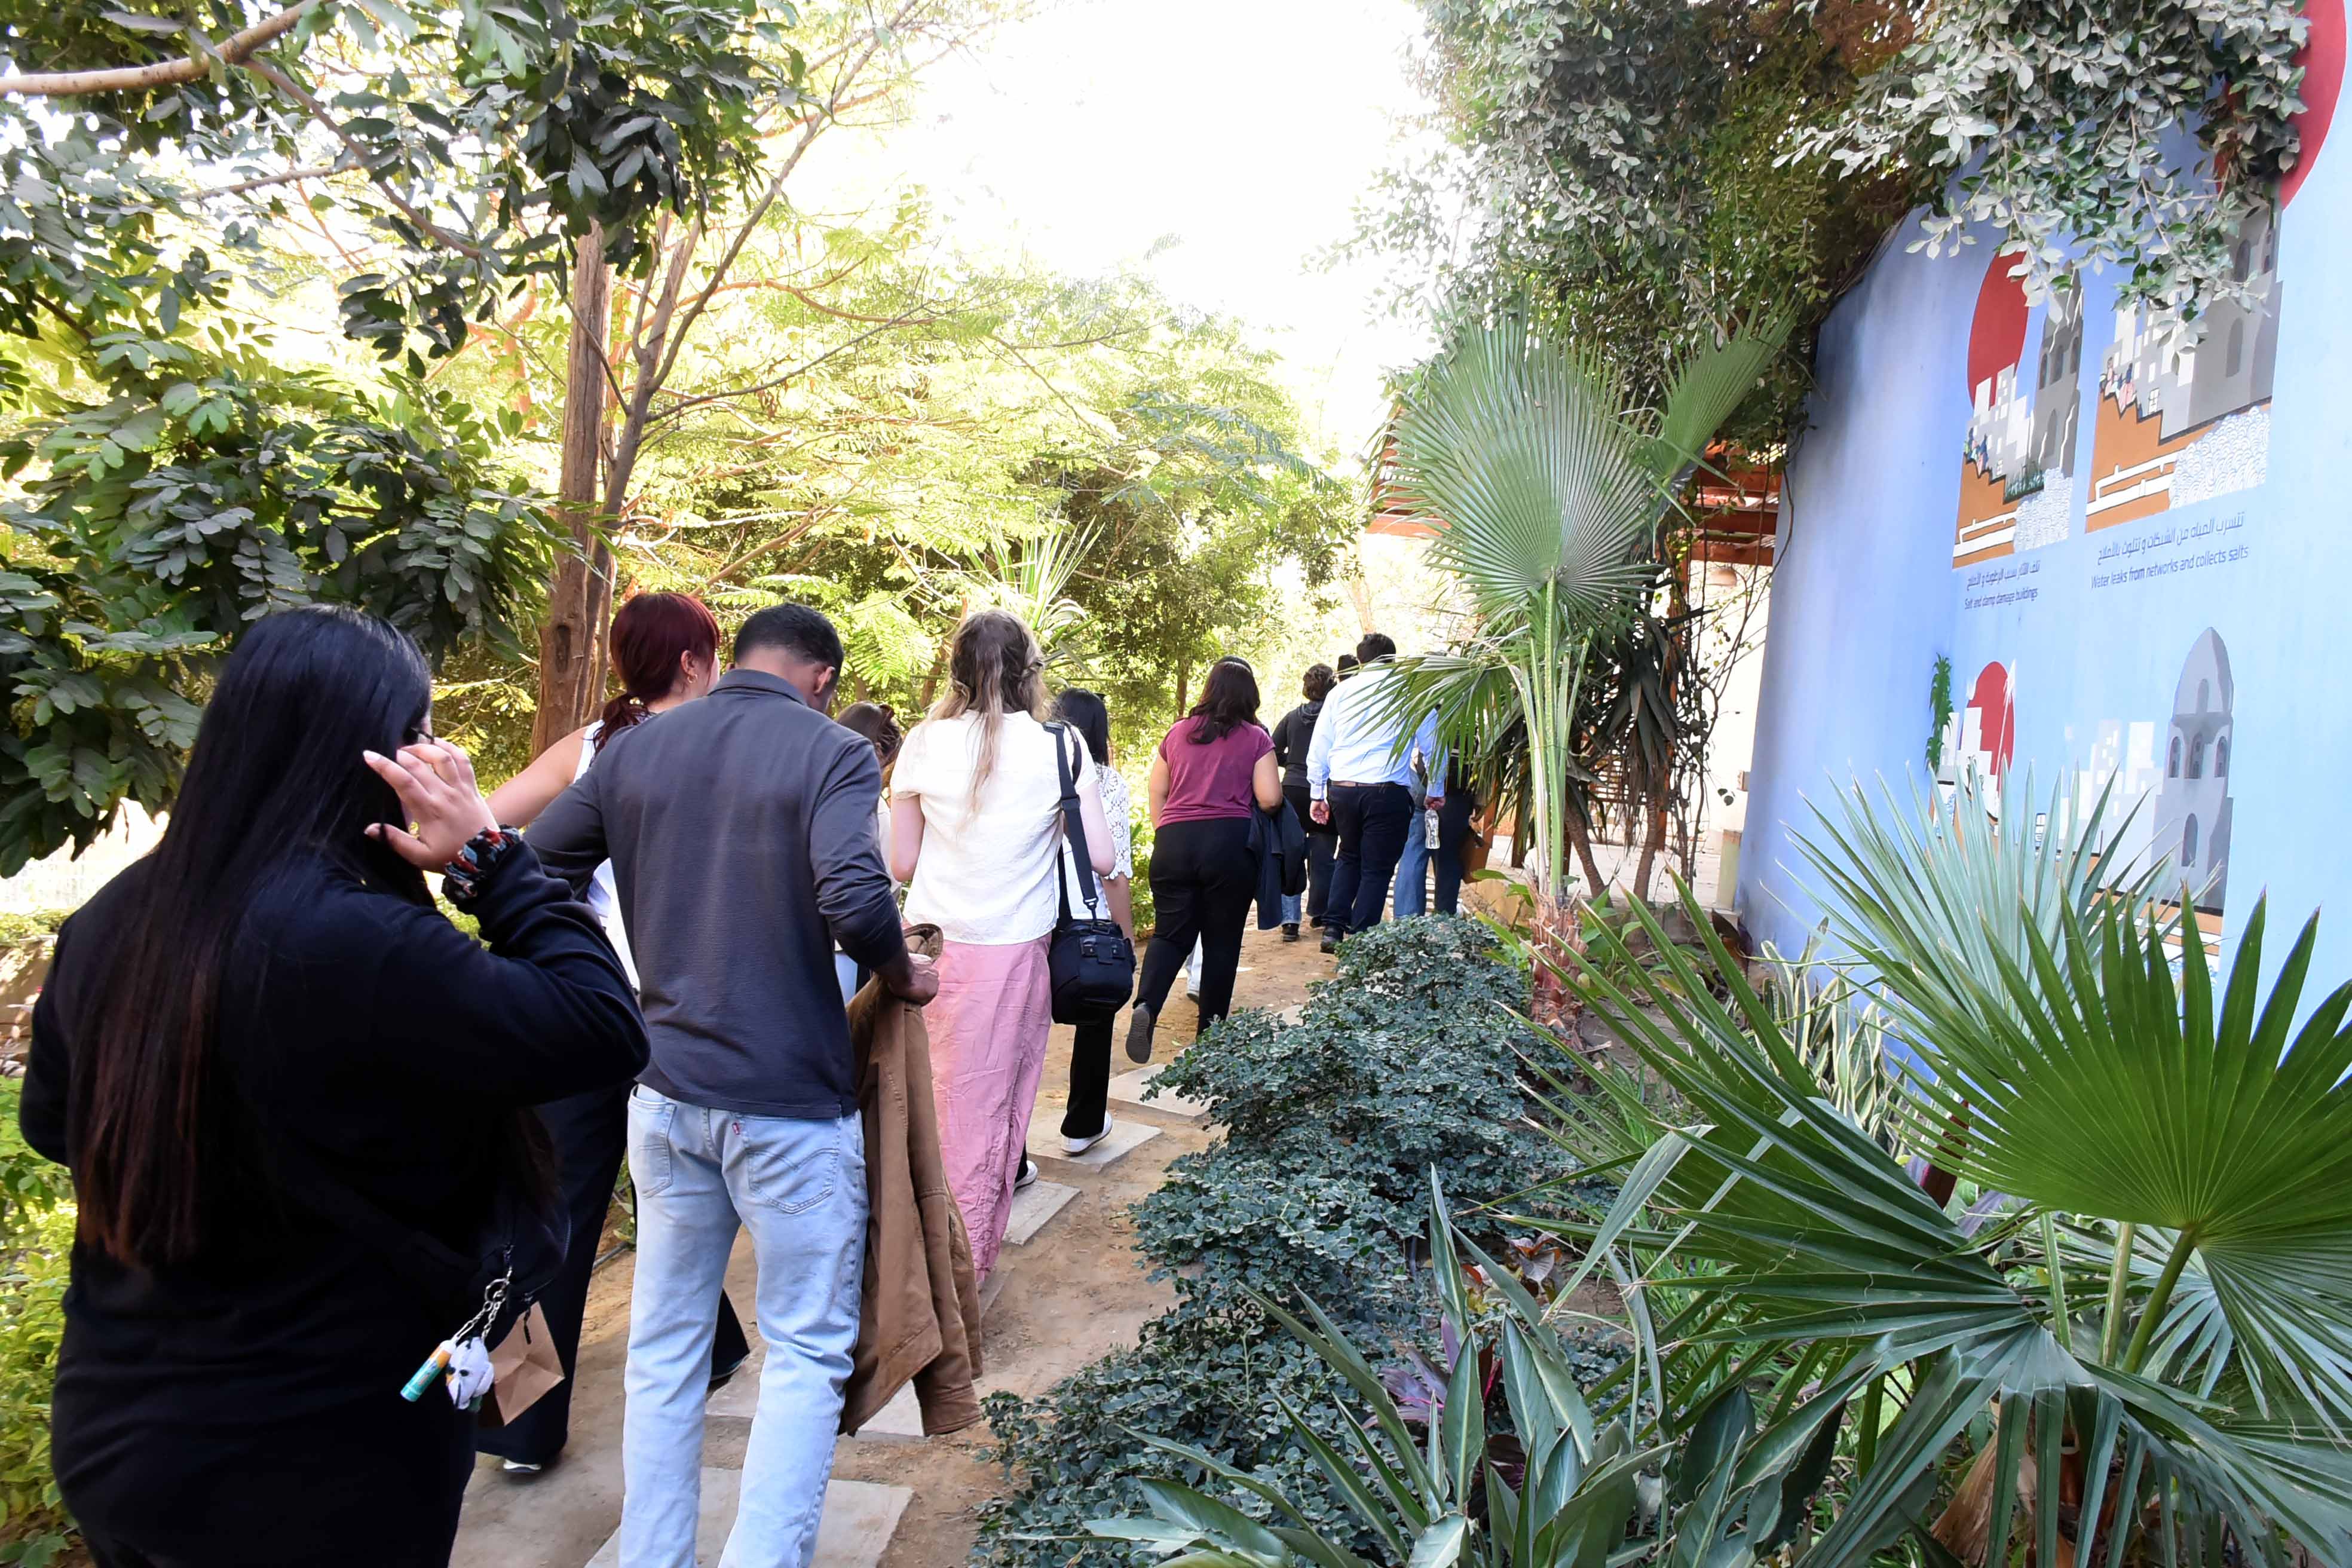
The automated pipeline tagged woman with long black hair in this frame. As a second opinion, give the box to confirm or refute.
[1124,657,1282,1062]
[19,606,647,1568]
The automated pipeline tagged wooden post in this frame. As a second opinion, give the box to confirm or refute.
[532,227,614,755]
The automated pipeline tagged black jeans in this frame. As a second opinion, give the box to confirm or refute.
[1064,1016,1113,1140]
[1284,783,1337,921]
[475,1085,750,1465]
[1135,816,1257,1029]
[1326,782,1413,939]
[1435,790,1477,914]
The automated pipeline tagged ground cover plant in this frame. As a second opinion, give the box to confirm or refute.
[973,917,1582,1568]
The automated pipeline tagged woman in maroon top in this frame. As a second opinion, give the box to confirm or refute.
[1127,658,1284,1062]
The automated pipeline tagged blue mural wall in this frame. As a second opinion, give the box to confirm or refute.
[1738,51,2352,990]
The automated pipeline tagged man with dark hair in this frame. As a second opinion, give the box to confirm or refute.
[734,601,846,672]
[531,599,932,1568]
[1305,630,1441,954]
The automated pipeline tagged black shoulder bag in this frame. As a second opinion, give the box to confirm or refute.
[1044,720,1137,1024]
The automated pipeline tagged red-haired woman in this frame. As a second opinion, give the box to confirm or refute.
[479,590,746,1472]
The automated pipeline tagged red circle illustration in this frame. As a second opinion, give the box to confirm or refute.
[1964,255,2029,397]
[2283,0,2344,207]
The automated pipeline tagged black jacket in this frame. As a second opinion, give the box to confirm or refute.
[21,842,645,1565]
[1248,800,1309,929]
[1271,699,1323,792]
[529,668,909,1120]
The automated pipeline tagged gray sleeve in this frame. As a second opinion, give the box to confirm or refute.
[525,764,608,897]
[813,739,909,974]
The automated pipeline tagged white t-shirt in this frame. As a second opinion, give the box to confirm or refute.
[895,710,1094,944]
[575,721,639,989]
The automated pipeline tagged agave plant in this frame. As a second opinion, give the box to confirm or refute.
[1088,1179,1861,1568]
[1549,779,2352,1568]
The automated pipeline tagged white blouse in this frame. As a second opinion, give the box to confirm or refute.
[894,711,1097,945]
[574,721,639,989]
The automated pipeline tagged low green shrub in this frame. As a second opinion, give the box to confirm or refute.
[976,916,1569,1568]
[978,1307,1361,1568]
[0,1082,72,1559]
[0,913,66,954]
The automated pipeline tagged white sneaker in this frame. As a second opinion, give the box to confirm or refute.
[1015,1158,1040,1190]
[502,1459,545,1476]
[1063,1116,1116,1156]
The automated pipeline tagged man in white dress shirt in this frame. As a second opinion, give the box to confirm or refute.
[1305,632,1443,953]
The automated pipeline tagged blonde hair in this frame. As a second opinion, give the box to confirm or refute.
[926,608,1048,812]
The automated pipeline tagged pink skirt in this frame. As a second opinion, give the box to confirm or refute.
[926,935,1054,1279]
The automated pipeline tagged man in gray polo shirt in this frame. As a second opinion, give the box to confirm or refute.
[532,602,931,1568]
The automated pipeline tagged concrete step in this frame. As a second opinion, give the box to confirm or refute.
[1006,1177,1079,1244]
[584,1472,910,1568]
[1104,1065,1211,1123]
[1026,1115,1160,1170]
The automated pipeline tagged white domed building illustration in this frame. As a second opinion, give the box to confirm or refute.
[2152,629,2234,915]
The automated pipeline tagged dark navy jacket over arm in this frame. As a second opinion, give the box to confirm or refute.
[529,669,908,1120]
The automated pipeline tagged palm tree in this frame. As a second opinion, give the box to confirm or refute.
[1376,313,1784,1001]
[1550,775,2352,1568]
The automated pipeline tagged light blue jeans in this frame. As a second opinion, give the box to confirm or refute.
[1394,818,1431,918]
[621,1086,867,1568]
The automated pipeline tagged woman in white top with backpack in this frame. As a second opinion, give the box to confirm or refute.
[481,590,746,1470]
[892,610,1113,1279]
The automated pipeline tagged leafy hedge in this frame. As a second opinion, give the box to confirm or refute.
[974,916,1575,1568]
[0,1081,72,1561]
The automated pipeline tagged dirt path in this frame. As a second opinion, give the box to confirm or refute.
[451,920,1337,1568]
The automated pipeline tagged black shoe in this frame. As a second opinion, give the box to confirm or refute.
[1319,931,1340,954]
[708,1349,750,1392]
[1282,923,1300,943]
[1125,1003,1156,1063]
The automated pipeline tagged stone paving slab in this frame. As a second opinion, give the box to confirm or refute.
[851,1381,926,1441]
[1004,1178,1079,1245]
[584,1473,910,1568]
[1027,1115,1159,1169]
[1104,1066,1210,1123]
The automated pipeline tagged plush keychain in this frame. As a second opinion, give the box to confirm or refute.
[400,1270,513,1410]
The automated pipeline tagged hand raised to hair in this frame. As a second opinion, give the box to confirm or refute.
[365,740,499,869]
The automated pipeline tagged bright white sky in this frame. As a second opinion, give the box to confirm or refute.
[807,0,1443,460]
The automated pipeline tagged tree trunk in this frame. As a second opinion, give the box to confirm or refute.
[532,228,614,756]
[1564,811,1607,896]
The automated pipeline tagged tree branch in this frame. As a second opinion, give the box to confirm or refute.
[241,56,487,261]
[191,160,353,200]
[0,0,323,96]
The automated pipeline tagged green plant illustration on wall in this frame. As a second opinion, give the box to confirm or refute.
[1927,654,1955,770]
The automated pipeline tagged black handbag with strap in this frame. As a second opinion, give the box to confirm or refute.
[1044,720,1136,1024]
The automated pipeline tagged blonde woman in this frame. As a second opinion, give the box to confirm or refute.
[890,610,1113,1278]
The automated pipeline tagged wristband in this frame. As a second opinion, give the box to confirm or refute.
[441,826,518,905]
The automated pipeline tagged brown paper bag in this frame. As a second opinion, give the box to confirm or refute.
[480,1301,566,1428]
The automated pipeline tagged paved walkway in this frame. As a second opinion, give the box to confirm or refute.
[450,921,1332,1568]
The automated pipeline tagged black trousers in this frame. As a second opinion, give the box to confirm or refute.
[1433,791,1477,915]
[1326,783,1413,939]
[1135,816,1257,1030]
[475,1085,749,1465]
[1284,783,1337,921]
[1064,1016,1113,1140]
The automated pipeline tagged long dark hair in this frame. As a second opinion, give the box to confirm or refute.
[1054,688,1112,766]
[598,592,720,751]
[837,701,903,770]
[72,606,434,1267]
[1188,658,1260,744]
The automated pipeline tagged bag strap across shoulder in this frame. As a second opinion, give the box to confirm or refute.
[1044,721,1105,920]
